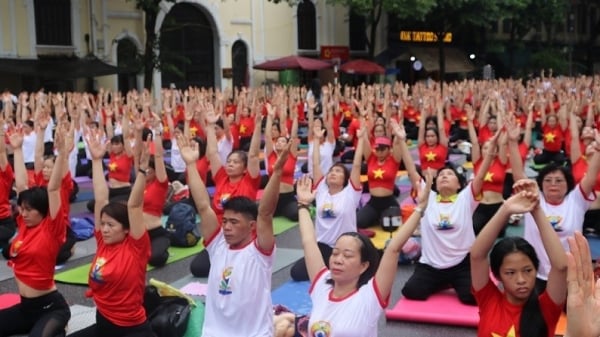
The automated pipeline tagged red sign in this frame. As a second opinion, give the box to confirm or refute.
[320,46,350,61]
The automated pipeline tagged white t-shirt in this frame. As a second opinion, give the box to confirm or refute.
[308,140,335,177]
[202,229,274,337]
[419,183,478,269]
[43,118,54,142]
[314,177,362,247]
[22,131,36,164]
[68,129,82,177]
[308,269,386,337]
[169,138,186,173]
[524,184,595,280]
[217,136,233,167]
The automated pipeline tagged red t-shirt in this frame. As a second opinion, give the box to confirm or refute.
[474,280,562,337]
[474,158,506,194]
[346,117,361,147]
[229,122,240,150]
[108,152,133,183]
[87,231,150,327]
[211,167,260,221]
[267,152,297,186]
[367,154,399,190]
[238,116,254,138]
[0,164,14,219]
[419,143,448,171]
[143,178,169,216]
[8,207,67,290]
[478,125,493,144]
[541,124,564,152]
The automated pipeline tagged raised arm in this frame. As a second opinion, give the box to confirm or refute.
[256,145,289,251]
[9,128,27,194]
[127,137,149,240]
[151,114,168,183]
[33,114,50,174]
[178,134,219,239]
[311,128,324,183]
[47,121,71,220]
[471,129,499,196]
[521,181,568,304]
[264,103,275,157]
[246,109,262,179]
[204,110,223,177]
[506,116,527,181]
[376,171,432,300]
[349,125,366,188]
[570,111,583,163]
[417,107,427,146]
[470,179,539,291]
[86,128,109,232]
[391,119,421,190]
[436,99,449,147]
[296,175,323,282]
[581,131,600,196]
[467,104,481,163]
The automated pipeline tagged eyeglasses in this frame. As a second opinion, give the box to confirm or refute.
[543,178,566,185]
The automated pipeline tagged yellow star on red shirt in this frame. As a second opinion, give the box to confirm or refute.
[484,171,494,182]
[190,126,198,137]
[544,132,556,143]
[425,151,437,162]
[373,168,385,179]
[108,162,117,172]
[239,124,247,135]
[492,325,516,337]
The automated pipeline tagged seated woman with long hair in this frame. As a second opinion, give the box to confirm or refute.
[0,120,72,337]
[67,126,153,337]
[294,171,433,336]
[470,179,567,337]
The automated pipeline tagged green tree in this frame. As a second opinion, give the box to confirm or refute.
[498,0,567,75]
[414,0,502,85]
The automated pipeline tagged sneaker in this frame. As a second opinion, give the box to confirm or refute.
[509,213,523,226]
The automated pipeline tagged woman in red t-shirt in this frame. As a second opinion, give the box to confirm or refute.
[70,125,153,337]
[0,122,72,337]
[533,108,567,166]
[417,98,449,175]
[264,103,299,221]
[0,117,15,254]
[189,108,262,278]
[471,179,566,337]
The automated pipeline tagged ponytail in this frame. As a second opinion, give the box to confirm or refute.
[519,289,547,337]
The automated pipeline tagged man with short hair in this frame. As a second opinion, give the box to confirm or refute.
[178,134,287,337]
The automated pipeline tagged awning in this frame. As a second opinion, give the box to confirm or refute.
[0,56,134,80]
[375,45,475,73]
[409,46,475,73]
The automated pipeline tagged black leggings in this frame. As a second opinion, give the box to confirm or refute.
[402,255,476,305]
[356,195,399,229]
[148,226,171,267]
[56,226,77,265]
[274,191,298,222]
[502,172,515,200]
[290,242,333,281]
[472,202,504,237]
[0,290,70,337]
[67,310,153,337]
[583,208,600,233]
[533,149,566,167]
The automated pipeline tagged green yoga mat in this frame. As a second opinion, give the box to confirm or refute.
[54,217,297,285]
[183,300,205,337]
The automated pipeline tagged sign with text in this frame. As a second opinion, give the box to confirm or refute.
[400,31,452,43]
[320,46,350,61]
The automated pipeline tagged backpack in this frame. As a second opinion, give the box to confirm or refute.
[166,202,200,247]
[70,217,95,241]
[144,285,192,337]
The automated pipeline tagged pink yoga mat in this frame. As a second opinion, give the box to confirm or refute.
[0,293,20,309]
[385,290,479,327]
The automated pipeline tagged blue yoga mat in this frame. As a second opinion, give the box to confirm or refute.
[271,280,312,315]
[587,236,600,259]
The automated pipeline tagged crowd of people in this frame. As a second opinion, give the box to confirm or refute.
[2,73,600,336]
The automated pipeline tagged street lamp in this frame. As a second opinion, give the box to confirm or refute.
[469,54,476,60]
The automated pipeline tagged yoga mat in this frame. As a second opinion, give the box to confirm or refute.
[0,293,19,309]
[271,280,312,315]
[366,225,398,250]
[0,263,15,282]
[67,304,97,334]
[555,312,567,336]
[55,242,206,285]
[385,290,479,327]
[74,191,94,203]
[183,300,205,337]
[587,235,600,259]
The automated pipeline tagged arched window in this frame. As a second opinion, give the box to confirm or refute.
[297,0,316,50]
[231,40,248,89]
[117,38,139,94]
[34,0,72,46]
[160,3,215,89]
[349,10,366,51]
